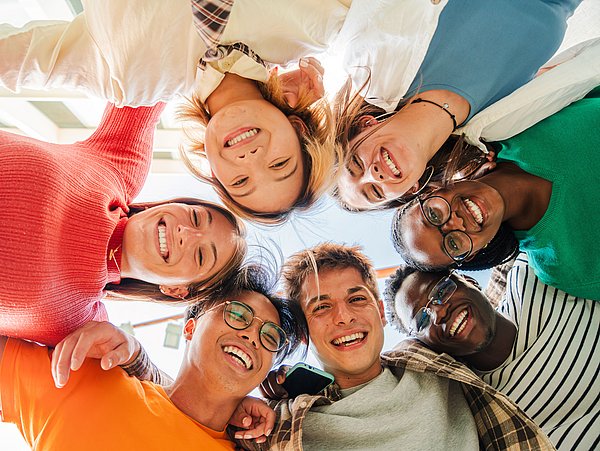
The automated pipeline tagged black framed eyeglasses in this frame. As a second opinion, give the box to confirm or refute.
[409,274,457,335]
[418,195,473,263]
[201,301,288,352]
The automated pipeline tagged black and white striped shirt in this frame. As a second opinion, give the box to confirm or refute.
[480,255,599,450]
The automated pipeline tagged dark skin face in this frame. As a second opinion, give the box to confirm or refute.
[399,181,506,268]
[395,272,496,356]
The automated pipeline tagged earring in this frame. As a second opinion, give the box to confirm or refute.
[411,165,435,196]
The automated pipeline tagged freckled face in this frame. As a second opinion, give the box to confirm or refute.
[203,99,305,214]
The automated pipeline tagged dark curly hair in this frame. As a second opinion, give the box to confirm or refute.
[391,199,520,271]
[184,264,308,365]
[382,265,421,335]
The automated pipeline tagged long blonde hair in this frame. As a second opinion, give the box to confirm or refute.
[178,74,340,224]
[105,198,247,305]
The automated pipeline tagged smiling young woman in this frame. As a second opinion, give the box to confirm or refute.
[392,87,600,299]
[0,103,246,347]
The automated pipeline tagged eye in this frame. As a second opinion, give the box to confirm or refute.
[426,206,442,224]
[371,185,384,201]
[231,176,248,187]
[349,295,367,303]
[261,327,281,348]
[313,303,330,313]
[227,309,249,325]
[351,155,364,174]
[192,209,199,227]
[415,310,431,333]
[270,158,290,169]
[447,236,460,252]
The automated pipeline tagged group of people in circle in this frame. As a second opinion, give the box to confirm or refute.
[0,0,598,450]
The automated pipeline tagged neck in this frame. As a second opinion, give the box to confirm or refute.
[206,73,264,114]
[464,313,517,371]
[401,89,471,163]
[329,363,383,390]
[481,163,552,230]
[164,369,242,431]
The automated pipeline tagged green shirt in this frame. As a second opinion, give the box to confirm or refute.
[496,87,600,299]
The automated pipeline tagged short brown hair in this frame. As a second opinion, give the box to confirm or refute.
[282,243,379,306]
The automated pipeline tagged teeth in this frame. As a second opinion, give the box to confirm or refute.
[449,310,468,337]
[332,332,365,346]
[382,150,401,176]
[464,198,483,225]
[223,345,253,369]
[227,128,258,147]
[158,224,168,259]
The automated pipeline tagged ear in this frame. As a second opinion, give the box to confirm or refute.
[377,299,387,327]
[288,115,308,135]
[159,285,190,300]
[358,115,378,132]
[183,318,197,341]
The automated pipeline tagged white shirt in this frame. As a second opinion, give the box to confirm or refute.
[480,255,600,450]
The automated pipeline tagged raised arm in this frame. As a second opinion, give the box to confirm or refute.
[50,321,172,388]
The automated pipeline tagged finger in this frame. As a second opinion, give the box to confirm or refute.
[301,56,324,75]
[52,336,79,388]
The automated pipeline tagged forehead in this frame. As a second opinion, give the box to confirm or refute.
[234,291,281,325]
[400,204,451,266]
[300,267,368,305]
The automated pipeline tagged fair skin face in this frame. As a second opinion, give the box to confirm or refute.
[301,267,386,389]
[120,203,238,296]
[0,292,281,433]
[398,164,552,268]
[204,73,306,214]
[338,89,470,210]
[393,271,516,371]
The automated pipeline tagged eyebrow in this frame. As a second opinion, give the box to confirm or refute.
[306,285,366,308]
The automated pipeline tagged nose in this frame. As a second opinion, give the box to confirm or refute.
[429,302,450,325]
[369,162,385,181]
[176,225,204,245]
[234,146,262,160]
[332,303,356,325]
[238,329,259,350]
[440,212,465,232]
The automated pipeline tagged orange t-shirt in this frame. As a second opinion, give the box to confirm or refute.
[0,339,234,451]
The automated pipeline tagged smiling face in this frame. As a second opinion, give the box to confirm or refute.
[203,99,305,214]
[393,272,496,356]
[300,267,386,387]
[184,291,281,396]
[121,203,239,287]
[397,181,505,268]
[336,112,435,210]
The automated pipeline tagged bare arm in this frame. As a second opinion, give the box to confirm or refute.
[120,344,174,386]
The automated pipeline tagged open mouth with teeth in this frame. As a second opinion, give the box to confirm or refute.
[381,148,402,178]
[157,219,169,262]
[331,332,367,347]
[449,308,469,338]
[224,128,259,147]
[223,345,253,370]
[463,198,483,226]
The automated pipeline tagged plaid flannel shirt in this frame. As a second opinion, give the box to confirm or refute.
[235,340,554,451]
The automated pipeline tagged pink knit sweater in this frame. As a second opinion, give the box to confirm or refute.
[0,102,165,346]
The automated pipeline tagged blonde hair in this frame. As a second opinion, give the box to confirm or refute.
[105,198,247,305]
[178,74,340,224]
[282,242,380,306]
[332,76,488,211]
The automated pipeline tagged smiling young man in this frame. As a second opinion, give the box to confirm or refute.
[384,255,599,450]
[0,266,305,451]
[236,243,551,450]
